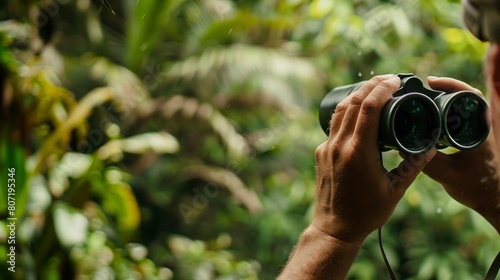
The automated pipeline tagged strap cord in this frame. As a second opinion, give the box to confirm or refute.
[378,227,500,280]
[484,250,500,280]
[378,227,398,280]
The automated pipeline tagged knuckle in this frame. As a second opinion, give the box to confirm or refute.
[361,96,379,113]
[370,74,394,84]
[315,142,327,160]
[349,93,364,106]
[335,100,348,113]
[315,140,343,162]
[379,77,399,91]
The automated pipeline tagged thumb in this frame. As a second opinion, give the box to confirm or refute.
[388,148,437,194]
[427,76,480,95]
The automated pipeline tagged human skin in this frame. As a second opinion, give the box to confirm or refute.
[422,44,500,233]
[423,74,500,234]
[486,45,500,232]
[278,66,500,279]
[277,75,437,280]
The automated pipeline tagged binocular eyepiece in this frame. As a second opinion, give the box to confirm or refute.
[319,74,490,154]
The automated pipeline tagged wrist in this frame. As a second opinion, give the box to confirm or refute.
[306,224,365,249]
[278,225,364,280]
[312,216,370,244]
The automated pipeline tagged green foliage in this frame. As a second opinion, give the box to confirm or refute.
[0,0,498,279]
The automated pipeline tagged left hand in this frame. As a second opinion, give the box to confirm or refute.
[423,76,500,232]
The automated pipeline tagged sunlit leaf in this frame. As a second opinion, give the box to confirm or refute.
[309,0,335,18]
[97,131,179,162]
[53,202,89,248]
[101,170,141,233]
[47,152,93,197]
[121,132,179,154]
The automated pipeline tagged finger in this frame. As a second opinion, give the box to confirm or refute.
[388,148,437,195]
[330,74,395,140]
[328,94,352,140]
[336,75,395,139]
[353,76,401,142]
[427,76,483,96]
[421,150,455,183]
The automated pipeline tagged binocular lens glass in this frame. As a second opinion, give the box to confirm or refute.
[446,96,482,146]
[394,99,431,150]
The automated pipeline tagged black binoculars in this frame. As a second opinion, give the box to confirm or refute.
[319,74,490,154]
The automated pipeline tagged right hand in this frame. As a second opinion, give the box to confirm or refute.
[312,75,436,243]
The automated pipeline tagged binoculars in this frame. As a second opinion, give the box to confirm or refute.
[319,74,490,154]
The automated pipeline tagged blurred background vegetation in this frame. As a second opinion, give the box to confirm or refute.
[0,0,499,279]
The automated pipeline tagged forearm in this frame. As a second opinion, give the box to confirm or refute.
[277,225,363,280]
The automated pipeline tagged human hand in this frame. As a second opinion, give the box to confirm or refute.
[312,75,436,243]
[423,76,500,232]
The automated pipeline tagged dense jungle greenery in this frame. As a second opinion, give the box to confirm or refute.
[0,0,499,279]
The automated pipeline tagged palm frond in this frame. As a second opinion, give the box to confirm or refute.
[97,131,180,162]
[125,0,189,72]
[90,57,149,110]
[163,44,323,103]
[128,96,250,162]
[181,163,262,214]
[166,44,317,82]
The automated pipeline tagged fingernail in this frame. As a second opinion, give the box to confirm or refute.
[428,76,439,80]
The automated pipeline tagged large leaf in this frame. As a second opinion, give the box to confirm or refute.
[53,202,89,248]
[48,152,93,197]
[97,131,180,162]
[101,171,141,233]
[164,44,321,97]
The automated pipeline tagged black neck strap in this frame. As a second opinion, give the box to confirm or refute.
[378,227,500,280]
[485,249,500,280]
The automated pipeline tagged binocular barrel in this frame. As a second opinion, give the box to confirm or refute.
[319,74,490,154]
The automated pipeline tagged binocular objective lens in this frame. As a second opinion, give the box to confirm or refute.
[394,99,431,150]
[446,96,482,146]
